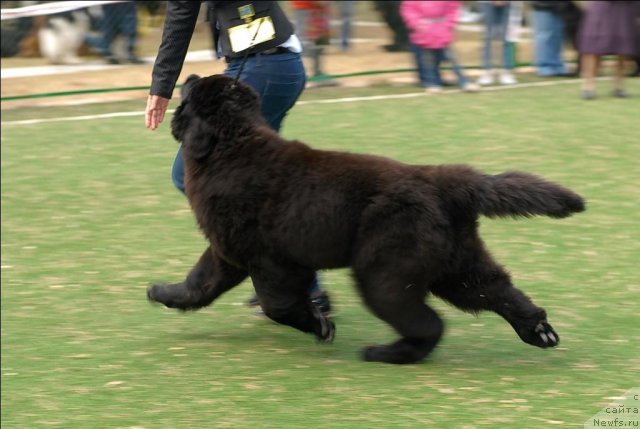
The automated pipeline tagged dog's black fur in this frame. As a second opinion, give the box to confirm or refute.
[148,74,585,364]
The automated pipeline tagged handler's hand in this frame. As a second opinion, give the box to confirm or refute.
[145,94,170,130]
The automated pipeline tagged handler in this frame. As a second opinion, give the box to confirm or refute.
[144,1,330,315]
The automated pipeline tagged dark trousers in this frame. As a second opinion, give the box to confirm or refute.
[97,3,138,57]
[374,1,409,47]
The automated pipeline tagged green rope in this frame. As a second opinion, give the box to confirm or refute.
[1,85,151,101]
[1,62,541,102]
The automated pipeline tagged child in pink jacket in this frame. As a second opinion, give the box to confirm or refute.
[400,1,478,93]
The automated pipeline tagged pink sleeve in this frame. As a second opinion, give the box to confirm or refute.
[399,1,422,30]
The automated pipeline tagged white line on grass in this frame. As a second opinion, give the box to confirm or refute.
[2,110,148,125]
[2,78,600,126]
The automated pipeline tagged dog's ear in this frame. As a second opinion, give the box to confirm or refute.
[170,74,201,142]
[170,102,189,142]
[180,74,200,102]
[181,117,214,160]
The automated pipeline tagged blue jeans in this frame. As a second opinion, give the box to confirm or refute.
[172,51,306,192]
[532,10,566,76]
[422,48,468,88]
[481,2,514,70]
[411,43,429,86]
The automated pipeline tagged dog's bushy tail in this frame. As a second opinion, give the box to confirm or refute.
[477,171,585,219]
[434,166,585,219]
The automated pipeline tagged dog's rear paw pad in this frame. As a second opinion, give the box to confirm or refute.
[533,321,559,347]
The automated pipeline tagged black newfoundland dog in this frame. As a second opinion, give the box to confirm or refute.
[148,74,585,364]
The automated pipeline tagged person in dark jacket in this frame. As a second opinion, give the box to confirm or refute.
[373,1,411,52]
[561,1,583,76]
[145,1,331,315]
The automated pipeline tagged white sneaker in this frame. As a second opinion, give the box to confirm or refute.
[426,86,443,94]
[477,71,494,86]
[499,71,517,85]
[463,82,479,92]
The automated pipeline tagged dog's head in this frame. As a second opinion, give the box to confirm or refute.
[171,74,262,160]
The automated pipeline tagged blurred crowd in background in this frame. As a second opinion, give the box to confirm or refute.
[2,1,639,91]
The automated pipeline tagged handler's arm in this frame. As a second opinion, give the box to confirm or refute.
[146,1,200,130]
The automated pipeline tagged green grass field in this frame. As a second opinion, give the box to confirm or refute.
[2,80,639,428]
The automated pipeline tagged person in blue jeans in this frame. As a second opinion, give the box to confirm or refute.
[477,1,517,86]
[145,1,331,316]
[530,1,569,77]
[421,47,476,93]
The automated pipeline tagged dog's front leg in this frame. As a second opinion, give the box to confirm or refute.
[148,246,248,311]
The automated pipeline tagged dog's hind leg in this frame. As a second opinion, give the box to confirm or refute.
[431,265,559,349]
[353,265,443,364]
[148,246,248,311]
[250,260,335,343]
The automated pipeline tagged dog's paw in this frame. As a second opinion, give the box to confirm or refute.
[361,344,421,364]
[147,283,202,311]
[311,304,335,343]
[534,321,559,347]
[362,345,390,363]
[147,284,166,304]
[361,337,437,364]
[519,320,560,348]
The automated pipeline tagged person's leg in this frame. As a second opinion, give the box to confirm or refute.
[97,5,120,62]
[171,147,186,194]
[533,10,557,76]
[443,48,468,87]
[225,52,306,131]
[423,48,442,92]
[481,2,494,72]
[580,53,599,99]
[375,0,409,50]
[613,55,629,97]
[294,8,309,50]
[446,47,479,91]
[310,43,323,77]
[496,5,509,68]
[495,5,517,84]
[563,2,582,75]
[120,3,142,63]
[387,1,409,47]
[410,43,428,87]
[551,12,566,75]
[339,0,355,50]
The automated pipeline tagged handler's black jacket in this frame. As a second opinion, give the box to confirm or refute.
[150,1,294,99]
